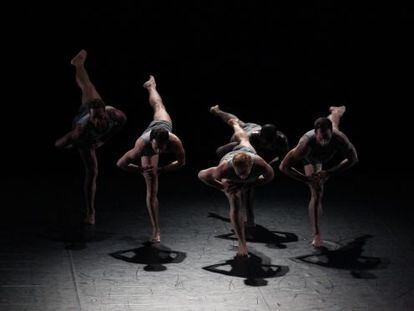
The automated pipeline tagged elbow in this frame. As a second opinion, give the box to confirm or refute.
[54,139,65,149]
[349,151,359,166]
[268,170,275,182]
[353,156,359,167]
[279,163,287,173]
[198,170,206,182]
[116,159,125,170]
[119,112,127,126]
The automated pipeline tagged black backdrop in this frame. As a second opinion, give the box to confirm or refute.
[3,2,413,177]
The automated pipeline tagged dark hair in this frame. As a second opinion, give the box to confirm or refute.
[87,98,106,110]
[150,128,169,144]
[260,124,277,142]
[314,117,333,132]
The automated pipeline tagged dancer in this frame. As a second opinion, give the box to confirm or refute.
[279,106,358,247]
[117,75,185,243]
[55,50,126,225]
[210,105,288,228]
[198,118,274,256]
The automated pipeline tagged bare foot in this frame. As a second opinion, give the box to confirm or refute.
[210,105,220,115]
[150,230,161,243]
[143,75,156,89]
[71,49,87,66]
[237,244,248,257]
[83,213,95,225]
[312,235,324,248]
[329,105,346,117]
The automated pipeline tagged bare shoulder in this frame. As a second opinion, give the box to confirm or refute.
[255,155,272,170]
[169,133,183,145]
[295,136,311,153]
[134,136,146,148]
[107,107,127,122]
[333,129,352,145]
[254,155,267,166]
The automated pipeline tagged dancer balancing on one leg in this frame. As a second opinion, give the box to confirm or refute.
[117,75,185,243]
[279,106,358,248]
[198,118,274,257]
[55,49,127,225]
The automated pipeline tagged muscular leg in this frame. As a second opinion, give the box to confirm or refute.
[141,154,161,242]
[328,106,346,131]
[71,50,102,105]
[143,75,172,123]
[226,192,248,256]
[304,163,324,247]
[79,147,98,225]
[210,105,246,127]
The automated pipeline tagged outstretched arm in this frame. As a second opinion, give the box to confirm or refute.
[159,135,186,174]
[279,138,311,183]
[116,138,145,173]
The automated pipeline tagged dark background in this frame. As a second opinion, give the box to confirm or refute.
[3,2,413,180]
[1,5,413,309]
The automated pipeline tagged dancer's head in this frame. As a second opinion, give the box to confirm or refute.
[314,117,333,146]
[87,99,109,130]
[260,124,277,145]
[150,128,169,153]
[233,152,254,180]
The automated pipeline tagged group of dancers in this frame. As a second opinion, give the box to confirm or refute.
[56,50,358,257]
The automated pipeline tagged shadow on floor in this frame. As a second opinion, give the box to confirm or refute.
[292,235,387,279]
[38,224,114,250]
[110,242,187,271]
[203,249,289,286]
[209,212,298,248]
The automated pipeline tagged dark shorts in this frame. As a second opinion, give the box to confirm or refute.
[232,144,256,154]
[143,120,173,134]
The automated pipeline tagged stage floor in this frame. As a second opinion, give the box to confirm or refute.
[1,172,413,310]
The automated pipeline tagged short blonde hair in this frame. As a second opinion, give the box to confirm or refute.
[233,152,252,171]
